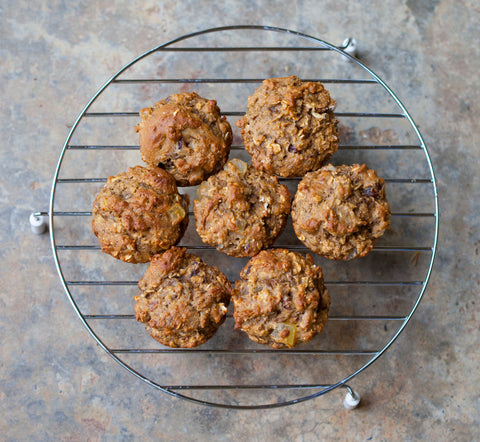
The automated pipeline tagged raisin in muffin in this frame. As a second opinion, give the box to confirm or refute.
[135,92,233,186]
[92,165,189,263]
[134,247,231,348]
[236,76,338,177]
[292,163,391,260]
[193,159,291,257]
[232,249,330,349]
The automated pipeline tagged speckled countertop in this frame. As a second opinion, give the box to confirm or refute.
[1,1,479,440]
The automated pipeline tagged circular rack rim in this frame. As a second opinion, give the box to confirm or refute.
[49,25,439,409]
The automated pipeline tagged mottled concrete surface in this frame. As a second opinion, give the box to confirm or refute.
[1,1,479,440]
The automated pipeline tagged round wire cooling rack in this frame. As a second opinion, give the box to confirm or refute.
[43,25,438,409]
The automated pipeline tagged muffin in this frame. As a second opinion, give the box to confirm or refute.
[92,165,189,263]
[134,247,231,348]
[193,159,291,257]
[232,249,330,349]
[292,163,391,260]
[236,76,338,177]
[135,92,233,186]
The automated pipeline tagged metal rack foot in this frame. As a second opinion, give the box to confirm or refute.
[343,385,361,410]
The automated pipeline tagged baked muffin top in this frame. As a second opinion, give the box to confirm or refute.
[232,248,330,349]
[236,76,338,177]
[292,163,391,260]
[193,159,291,257]
[134,247,231,348]
[135,92,232,186]
[92,165,189,263]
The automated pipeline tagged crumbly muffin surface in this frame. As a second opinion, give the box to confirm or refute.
[134,247,231,348]
[236,76,338,177]
[135,92,232,186]
[92,166,189,263]
[193,159,291,257]
[292,164,391,260]
[232,249,330,349]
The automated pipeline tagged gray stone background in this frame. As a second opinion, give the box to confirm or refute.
[1,0,478,440]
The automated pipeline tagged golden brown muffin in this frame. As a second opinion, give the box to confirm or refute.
[92,165,189,263]
[193,159,291,257]
[232,249,330,349]
[134,247,231,348]
[292,164,391,260]
[236,76,338,177]
[135,92,233,186]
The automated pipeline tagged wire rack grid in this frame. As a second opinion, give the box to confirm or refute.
[46,26,439,409]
